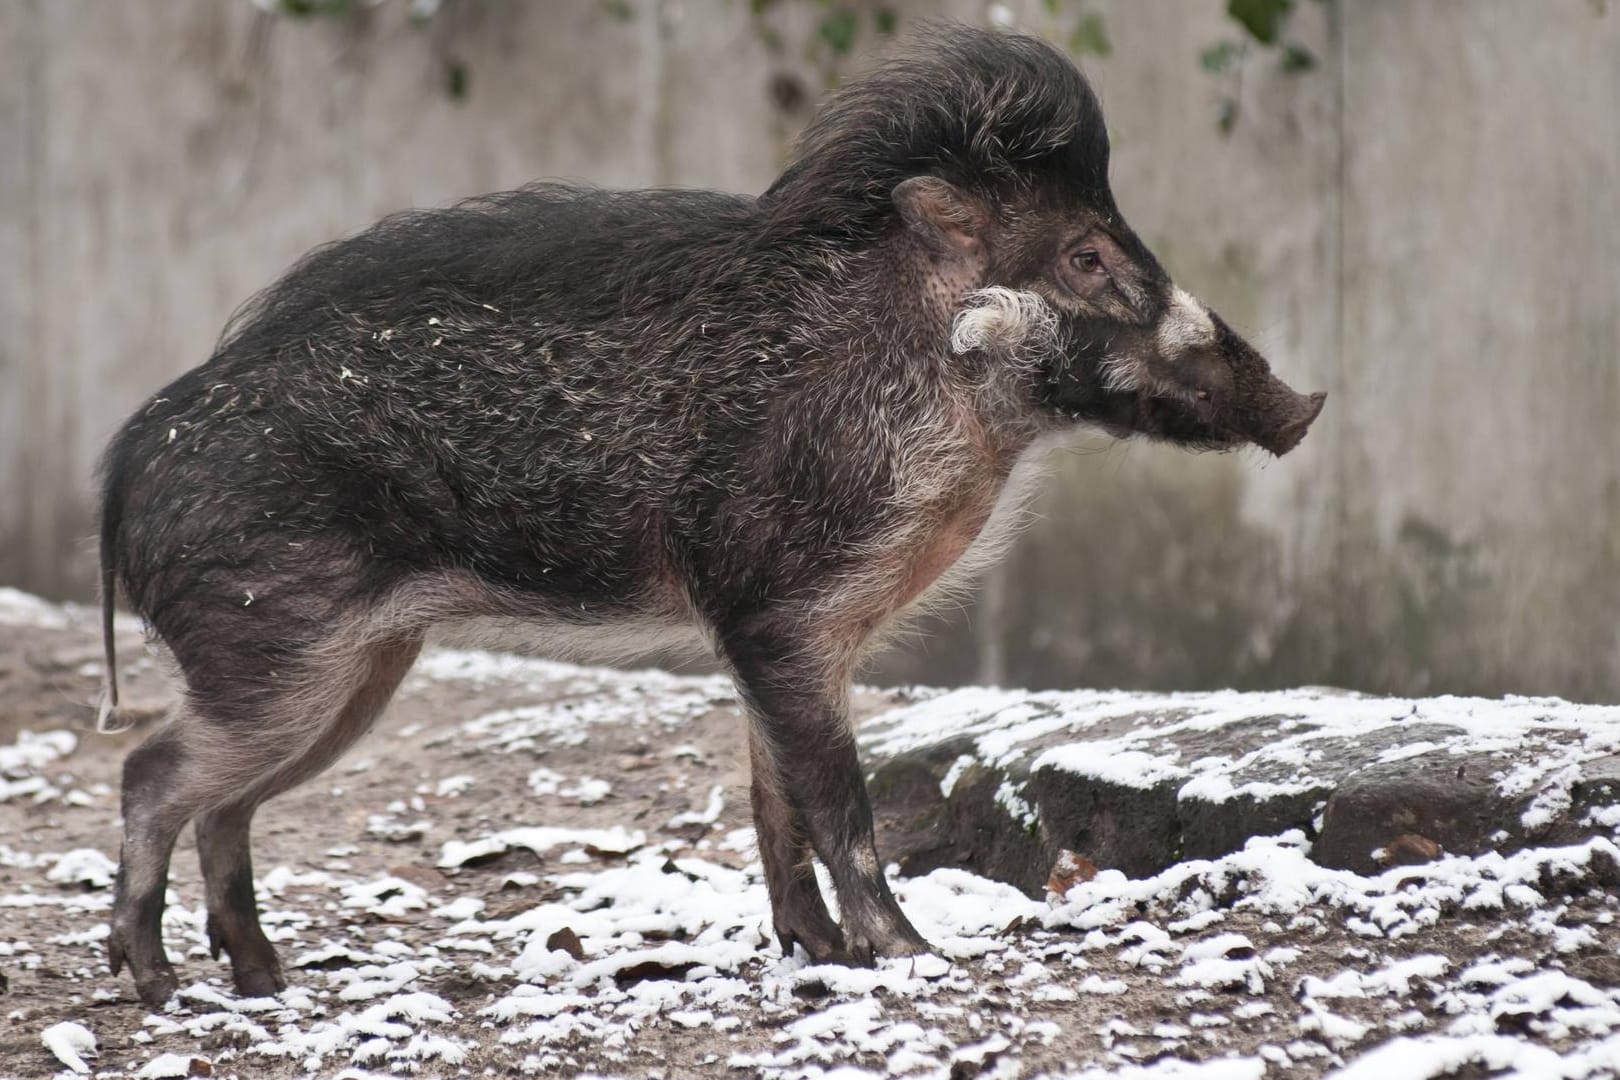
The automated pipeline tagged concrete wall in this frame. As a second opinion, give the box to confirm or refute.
[2,0,1615,700]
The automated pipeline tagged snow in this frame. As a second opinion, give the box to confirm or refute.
[47,847,119,890]
[0,729,78,805]
[941,753,977,797]
[438,825,646,868]
[1058,1056,1266,1079]
[667,783,726,827]
[41,1019,97,1073]
[0,586,74,629]
[5,602,1620,1077]
[1330,1032,1620,1080]
[134,1053,198,1078]
[432,773,474,797]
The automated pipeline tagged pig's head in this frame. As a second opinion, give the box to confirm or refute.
[938,232,1329,455]
[768,27,1323,456]
[885,71,1324,456]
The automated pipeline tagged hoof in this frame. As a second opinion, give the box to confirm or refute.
[778,907,934,966]
[134,968,181,1008]
[110,926,180,1008]
[774,906,846,965]
[127,965,181,1016]
[232,964,287,999]
[782,924,847,965]
[843,928,933,966]
[207,914,287,998]
[816,919,933,967]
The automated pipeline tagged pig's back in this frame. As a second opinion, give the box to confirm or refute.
[102,183,804,613]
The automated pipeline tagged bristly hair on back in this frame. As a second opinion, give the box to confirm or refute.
[761,24,1112,244]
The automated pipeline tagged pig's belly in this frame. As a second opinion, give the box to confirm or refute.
[379,562,710,666]
[429,611,712,666]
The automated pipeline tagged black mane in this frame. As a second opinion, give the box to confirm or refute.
[216,185,762,356]
[762,25,1112,241]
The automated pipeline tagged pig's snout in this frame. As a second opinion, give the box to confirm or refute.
[1253,389,1327,457]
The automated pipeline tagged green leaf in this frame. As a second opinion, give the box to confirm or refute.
[1200,40,1243,73]
[816,7,859,55]
[1217,97,1238,134]
[1068,13,1111,57]
[1227,0,1293,46]
[1280,42,1316,72]
[1042,0,1063,14]
[275,0,355,17]
[446,60,469,102]
[874,7,898,35]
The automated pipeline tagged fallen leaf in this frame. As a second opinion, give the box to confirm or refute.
[1379,833,1442,868]
[546,926,585,960]
[1046,849,1099,899]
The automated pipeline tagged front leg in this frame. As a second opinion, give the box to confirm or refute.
[724,627,930,964]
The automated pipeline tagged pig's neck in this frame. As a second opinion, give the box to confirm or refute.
[840,238,1045,460]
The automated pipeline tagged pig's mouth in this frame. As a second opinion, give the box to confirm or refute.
[1068,388,1326,457]
[1073,390,1246,453]
[1039,348,1326,457]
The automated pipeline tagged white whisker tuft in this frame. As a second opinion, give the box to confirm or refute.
[951,287,1059,357]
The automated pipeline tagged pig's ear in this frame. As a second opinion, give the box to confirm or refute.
[893,176,984,255]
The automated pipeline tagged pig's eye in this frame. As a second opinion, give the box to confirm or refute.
[1070,249,1104,274]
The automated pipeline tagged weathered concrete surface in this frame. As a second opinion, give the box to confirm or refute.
[862,685,1620,894]
[2,0,1618,702]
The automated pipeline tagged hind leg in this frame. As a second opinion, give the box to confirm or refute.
[194,803,280,997]
[110,717,239,1007]
[749,727,844,959]
[194,632,423,997]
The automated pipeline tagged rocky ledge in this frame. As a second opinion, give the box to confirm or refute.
[864,685,1620,891]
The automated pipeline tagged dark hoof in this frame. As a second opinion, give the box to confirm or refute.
[789,925,935,966]
[825,935,933,967]
[134,967,181,1008]
[134,971,179,1016]
[109,926,180,1008]
[777,892,936,966]
[822,920,933,967]
[232,964,287,998]
[208,913,287,997]
[776,917,845,965]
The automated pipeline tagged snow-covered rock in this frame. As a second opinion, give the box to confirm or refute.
[862,686,1620,889]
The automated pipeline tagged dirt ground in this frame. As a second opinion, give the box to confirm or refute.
[3,593,1620,1079]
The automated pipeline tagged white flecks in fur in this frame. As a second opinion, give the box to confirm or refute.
[950,288,1058,358]
[1155,287,1216,355]
[1099,352,1143,394]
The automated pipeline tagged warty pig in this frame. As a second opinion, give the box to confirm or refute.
[98,26,1324,1006]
